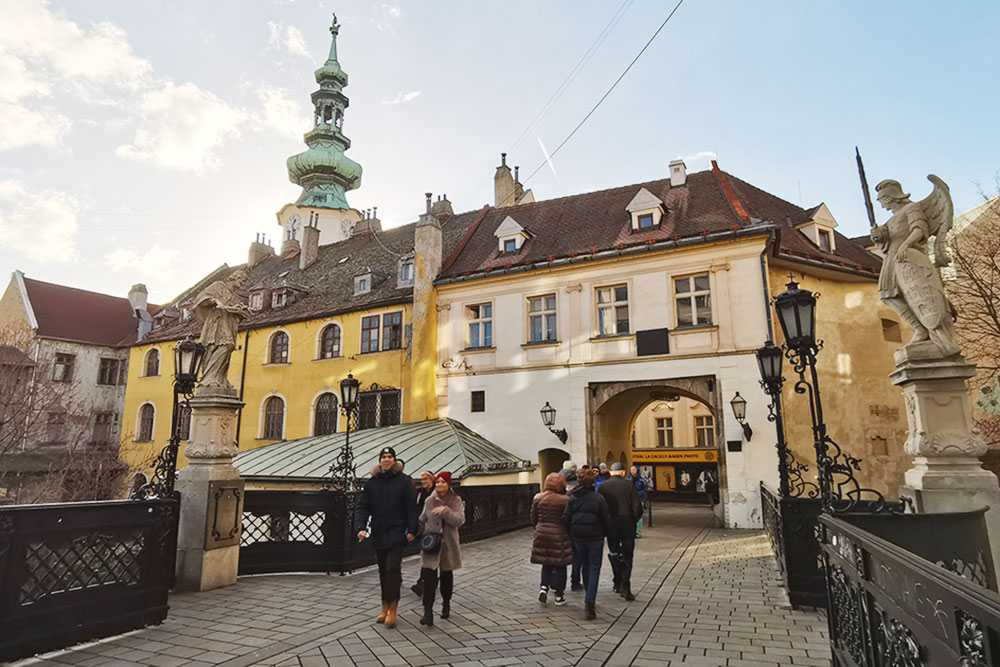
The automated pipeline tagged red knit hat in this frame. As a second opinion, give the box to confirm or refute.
[436,471,453,486]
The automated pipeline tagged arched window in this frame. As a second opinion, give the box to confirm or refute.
[177,405,192,441]
[137,404,155,442]
[269,331,289,364]
[320,324,341,359]
[314,393,338,435]
[144,349,160,376]
[263,396,284,439]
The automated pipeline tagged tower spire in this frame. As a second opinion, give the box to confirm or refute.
[285,13,362,210]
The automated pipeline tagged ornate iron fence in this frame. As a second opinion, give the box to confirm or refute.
[0,498,179,663]
[239,483,538,575]
[821,510,999,666]
[761,482,904,609]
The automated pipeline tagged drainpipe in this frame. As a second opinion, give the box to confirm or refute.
[759,231,775,341]
[235,329,250,447]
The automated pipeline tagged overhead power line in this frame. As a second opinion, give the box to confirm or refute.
[521,0,686,184]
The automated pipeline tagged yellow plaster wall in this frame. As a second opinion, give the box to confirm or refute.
[119,302,435,478]
[768,266,909,498]
[631,397,714,449]
[0,277,32,339]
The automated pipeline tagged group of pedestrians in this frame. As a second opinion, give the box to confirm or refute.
[355,447,464,629]
[531,460,647,619]
[356,447,649,628]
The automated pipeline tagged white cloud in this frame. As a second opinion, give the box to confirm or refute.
[0,101,70,149]
[116,82,246,174]
[267,21,310,57]
[253,86,309,139]
[104,243,181,281]
[0,179,79,263]
[678,151,718,163]
[0,49,50,103]
[382,90,422,106]
[373,3,402,34]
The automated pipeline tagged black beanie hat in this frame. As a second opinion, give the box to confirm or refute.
[379,447,396,459]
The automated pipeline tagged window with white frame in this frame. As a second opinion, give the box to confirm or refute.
[269,331,290,363]
[695,415,715,448]
[527,294,557,343]
[596,285,629,335]
[314,393,338,436]
[249,291,264,310]
[637,213,655,229]
[674,274,712,327]
[361,315,380,353]
[144,349,160,377]
[467,303,493,348]
[818,229,832,252]
[355,273,372,295]
[398,257,414,286]
[382,311,403,350]
[263,396,284,439]
[503,238,517,254]
[137,404,154,442]
[656,417,673,448]
[53,353,75,382]
[272,289,287,308]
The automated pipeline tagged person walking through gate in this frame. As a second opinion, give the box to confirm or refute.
[410,471,436,596]
[563,467,614,620]
[599,463,642,601]
[628,465,649,538]
[531,473,573,607]
[418,471,465,626]
[357,447,417,628]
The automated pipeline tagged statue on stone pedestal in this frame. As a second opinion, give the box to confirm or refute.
[872,175,959,358]
[193,267,250,393]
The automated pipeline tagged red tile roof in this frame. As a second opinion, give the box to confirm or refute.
[439,164,882,281]
[22,278,158,347]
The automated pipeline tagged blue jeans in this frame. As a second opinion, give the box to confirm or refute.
[575,539,604,604]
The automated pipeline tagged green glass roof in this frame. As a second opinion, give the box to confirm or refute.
[234,418,532,481]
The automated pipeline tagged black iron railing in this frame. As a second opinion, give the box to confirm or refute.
[239,484,538,576]
[761,482,904,609]
[0,498,179,663]
[821,510,999,666]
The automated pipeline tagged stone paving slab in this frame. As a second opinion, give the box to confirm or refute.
[13,504,829,667]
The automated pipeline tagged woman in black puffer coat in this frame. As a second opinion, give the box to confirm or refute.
[530,473,573,606]
[563,467,613,620]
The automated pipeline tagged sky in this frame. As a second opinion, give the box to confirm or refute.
[2,0,998,304]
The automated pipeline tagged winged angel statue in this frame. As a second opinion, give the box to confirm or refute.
[872,175,958,357]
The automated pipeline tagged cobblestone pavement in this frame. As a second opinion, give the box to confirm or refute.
[16,504,829,667]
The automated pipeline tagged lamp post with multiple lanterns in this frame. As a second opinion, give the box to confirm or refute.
[133,335,205,500]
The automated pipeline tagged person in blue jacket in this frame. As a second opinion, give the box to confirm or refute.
[628,465,649,538]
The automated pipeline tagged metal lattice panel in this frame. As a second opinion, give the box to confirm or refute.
[289,512,325,544]
[241,511,325,546]
[20,532,144,606]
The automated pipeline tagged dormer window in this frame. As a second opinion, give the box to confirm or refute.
[397,255,414,288]
[818,229,832,252]
[249,291,264,311]
[494,215,530,254]
[355,271,372,295]
[272,289,287,308]
[626,187,664,231]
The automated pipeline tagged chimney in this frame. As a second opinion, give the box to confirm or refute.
[352,207,382,236]
[669,159,687,187]
[416,193,443,275]
[249,233,275,266]
[513,166,524,202]
[430,194,454,220]
[299,222,320,270]
[127,283,148,314]
[494,152,515,207]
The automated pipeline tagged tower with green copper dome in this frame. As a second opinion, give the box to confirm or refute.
[286,14,362,211]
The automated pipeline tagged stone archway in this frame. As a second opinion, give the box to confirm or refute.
[584,375,725,504]
[537,447,569,479]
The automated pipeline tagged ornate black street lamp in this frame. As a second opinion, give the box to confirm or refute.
[773,278,885,512]
[133,335,205,499]
[326,373,361,491]
[539,402,568,444]
[756,340,816,500]
[729,392,753,441]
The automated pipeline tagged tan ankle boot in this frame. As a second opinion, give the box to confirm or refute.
[376,601,389,623]
[385,601,398,628]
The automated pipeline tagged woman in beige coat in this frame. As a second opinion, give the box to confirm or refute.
[418,471,465,626]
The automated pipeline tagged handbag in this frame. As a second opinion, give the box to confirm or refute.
[420,532,442,554]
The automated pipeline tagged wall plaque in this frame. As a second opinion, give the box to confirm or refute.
[205,480,244,550]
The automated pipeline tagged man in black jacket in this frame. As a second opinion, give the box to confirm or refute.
[598,462,642,601]
[563,467,614,619]
[357,447,417,628]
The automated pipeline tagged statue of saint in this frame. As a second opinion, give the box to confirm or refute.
[193,267,251,393]
[872,175,959,357]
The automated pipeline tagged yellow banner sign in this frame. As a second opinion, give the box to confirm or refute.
[631,449,718,464]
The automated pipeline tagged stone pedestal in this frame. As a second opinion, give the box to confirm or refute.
[893,347,1000,577]
[174,389,245,592]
